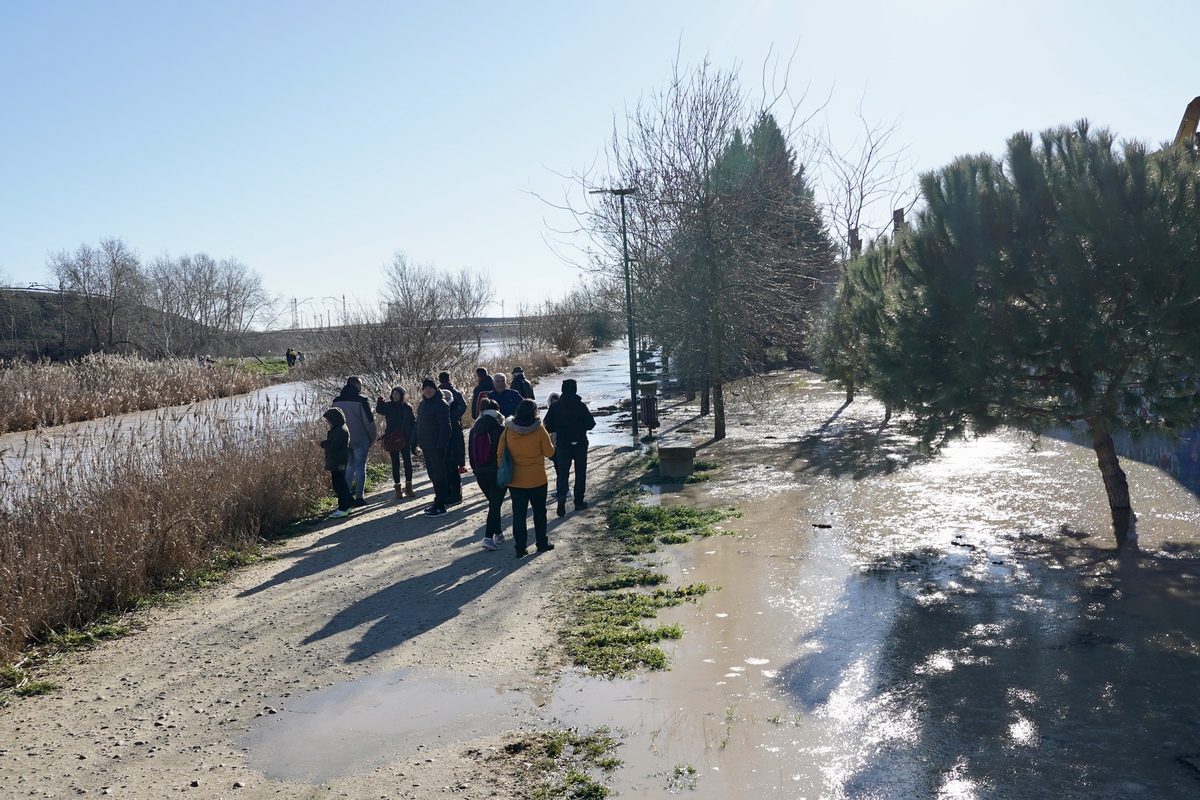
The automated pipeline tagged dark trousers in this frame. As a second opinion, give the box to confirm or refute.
[555,440,589,504]
[445,457,463,502]
[508,483,549,550]
[390,448,413,484]
[423,446,450,507]
[475,470,507,539]
[330,469,351,511]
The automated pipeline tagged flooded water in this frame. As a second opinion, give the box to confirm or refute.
[241,366,1200,797]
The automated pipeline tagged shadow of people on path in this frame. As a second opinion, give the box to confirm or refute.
[300,550,521,663]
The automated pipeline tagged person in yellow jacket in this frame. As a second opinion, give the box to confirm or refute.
[496,399,556,557]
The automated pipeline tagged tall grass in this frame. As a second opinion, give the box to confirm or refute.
[0,354,271,433]
[0,394,326,663]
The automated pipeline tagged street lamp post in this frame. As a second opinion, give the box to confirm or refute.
[590,186,639,439]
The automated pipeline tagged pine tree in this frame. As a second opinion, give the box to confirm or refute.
[825,122,1200,544]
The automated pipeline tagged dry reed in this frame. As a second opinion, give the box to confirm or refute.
[0,392,326,663]
[0,354,271,434]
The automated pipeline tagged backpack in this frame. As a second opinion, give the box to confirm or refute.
[470,427,494,470]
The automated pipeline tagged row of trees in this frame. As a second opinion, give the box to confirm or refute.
[45,237,274,357]
[584,61,839,438]
[820,123,1200,542]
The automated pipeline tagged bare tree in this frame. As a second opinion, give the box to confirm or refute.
[48,237,144,352]
[312,252,494,387]
[144,252,275,356]
[815,105,918,258]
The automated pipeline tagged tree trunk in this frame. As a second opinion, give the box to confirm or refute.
[700,377,710,416]
[713,377,726,439]
[1089,418,1134,546]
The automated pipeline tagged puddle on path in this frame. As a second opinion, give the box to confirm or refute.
[240,669,549,784]
[243,372,1200,798]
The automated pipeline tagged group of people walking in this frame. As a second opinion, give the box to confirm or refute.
[318,366,596,558]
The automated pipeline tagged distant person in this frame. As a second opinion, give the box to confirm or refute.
[297,351,306,366]
[439,371,468,483]
[319,408,352,519]
[468,397,507,551]
[488,373,524,417]
[415,377,452,517]
[511,366,536,400]
[376,386,416,500]
[543,378,596,517]
[496,398,556,557]
[439,386,464,504]
[471,367,495,418]
[286,348,297,368]
[333,376,376,506]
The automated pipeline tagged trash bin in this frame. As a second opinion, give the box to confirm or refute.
[639,395,659,430]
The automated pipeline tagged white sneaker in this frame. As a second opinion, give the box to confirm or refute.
[494,532,505,545]
[481,537,499,551]
[328,509,350,519]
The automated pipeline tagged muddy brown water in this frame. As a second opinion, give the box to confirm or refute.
[245,365,1200,798]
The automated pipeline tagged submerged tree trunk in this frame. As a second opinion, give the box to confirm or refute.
[1089,418,1134,546]
[713,377,726,439]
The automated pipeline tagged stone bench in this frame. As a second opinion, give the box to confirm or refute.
[657,440,697,479]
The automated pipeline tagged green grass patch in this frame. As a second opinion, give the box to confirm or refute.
[606,493,740,554]
[218,356,291,377]
[498,728,622,800]
[563,584,711,676]
[585,568,669,591]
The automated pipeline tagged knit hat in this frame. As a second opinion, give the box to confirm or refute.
[561,378,577,394]
[421,377,437,390]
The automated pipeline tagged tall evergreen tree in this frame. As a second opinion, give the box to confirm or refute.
[824,122,1200,544]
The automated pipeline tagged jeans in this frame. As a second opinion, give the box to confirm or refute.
[390,448,413,484]
[330,469,351,511]
[347,442,370,498]
[555,439,589,504]
[508,483,549,551]
[475,470,507,539]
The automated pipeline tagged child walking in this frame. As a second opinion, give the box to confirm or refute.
[321,408,352,518]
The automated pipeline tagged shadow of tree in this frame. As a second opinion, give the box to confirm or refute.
[786,414,933,480]
[776,537,1200,796]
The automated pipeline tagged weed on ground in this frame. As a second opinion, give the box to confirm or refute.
[494,728,622,800]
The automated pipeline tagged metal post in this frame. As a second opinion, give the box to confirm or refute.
[591,186,640,440]
[620,192,638,438]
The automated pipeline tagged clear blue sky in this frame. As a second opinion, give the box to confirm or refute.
[1,1,1196,326]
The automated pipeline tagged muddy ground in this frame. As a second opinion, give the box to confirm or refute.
[0,443,631,799]
[5,357,1200,799]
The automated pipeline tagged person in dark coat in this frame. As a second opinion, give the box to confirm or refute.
[471,367,495,418]
[543,378,597,517]
[468,397,507,550]
[376,386,417,499]
[487,373,525,417]
[332,376,376,506]
[415,377,452,517]
[510,366,536,400]
[439,371,468,504]
[320,408,352,518]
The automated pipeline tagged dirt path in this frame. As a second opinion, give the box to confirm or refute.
[0,447,629,799]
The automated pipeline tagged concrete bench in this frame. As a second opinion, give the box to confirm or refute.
[657,441,697,479]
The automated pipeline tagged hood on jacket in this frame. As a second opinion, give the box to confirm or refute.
[323,408,347,426]
[478,409,503,424]
[505,416,543,435]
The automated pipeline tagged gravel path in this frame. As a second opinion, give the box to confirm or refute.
[0,447,626,799]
